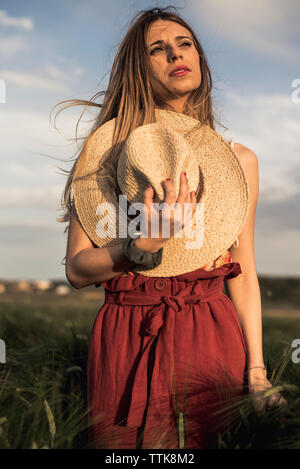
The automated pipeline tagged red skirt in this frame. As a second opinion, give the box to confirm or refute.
[87,262,247,449]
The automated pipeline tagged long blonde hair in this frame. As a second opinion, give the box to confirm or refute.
[52,6,221,243]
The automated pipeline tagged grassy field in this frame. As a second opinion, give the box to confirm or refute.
[0,290,300,449]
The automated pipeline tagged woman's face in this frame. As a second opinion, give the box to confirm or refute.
[146,20,201,112]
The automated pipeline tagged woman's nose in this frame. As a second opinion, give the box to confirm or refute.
[168,49,183,62]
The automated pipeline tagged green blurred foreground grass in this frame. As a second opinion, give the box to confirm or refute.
[0,292,299,449]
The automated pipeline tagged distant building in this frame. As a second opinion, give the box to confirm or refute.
[0,284,6,294]
[32,280,53,291]
[55,284,71,296]
[16,280,31,292]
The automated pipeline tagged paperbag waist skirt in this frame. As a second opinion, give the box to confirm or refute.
[87,262,247,449]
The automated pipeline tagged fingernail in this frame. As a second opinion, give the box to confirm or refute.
[147,184,151,188]
[184,172,186,176]
[166,178,171,181]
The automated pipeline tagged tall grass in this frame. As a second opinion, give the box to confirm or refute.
[0,295,299,449]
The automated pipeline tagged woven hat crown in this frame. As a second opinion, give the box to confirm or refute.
[117,123,202,205]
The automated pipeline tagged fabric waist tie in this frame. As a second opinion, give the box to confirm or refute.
[105,282,225,428]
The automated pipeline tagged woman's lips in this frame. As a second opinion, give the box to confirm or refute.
[170,70,190,77]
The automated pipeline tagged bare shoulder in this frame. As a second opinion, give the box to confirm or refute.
[232,142,259,196]
[232,142,259,174]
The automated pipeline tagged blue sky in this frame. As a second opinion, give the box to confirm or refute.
[0,0,300,280]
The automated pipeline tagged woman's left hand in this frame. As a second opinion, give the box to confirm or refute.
[247,368,288,417]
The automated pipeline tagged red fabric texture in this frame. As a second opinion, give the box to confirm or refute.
[87,262,247,449]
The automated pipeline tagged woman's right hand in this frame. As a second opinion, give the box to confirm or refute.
[134,171,197,253]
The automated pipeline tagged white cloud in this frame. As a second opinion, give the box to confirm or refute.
[192,0,300,61]
[0,107,92,157]
[5,163,34,177]
[44,65,69,81]
[44,63,86,82]
[256,228,300,277]
[0,36,29,58]
[0,220,62,230]
[0,185,63,209]
[0,63,87,93]
[0,10,34,31]
[0,69,70,93]
[219,86,300,193]
[55,55,87,76]
[216,85,300,255]
[74,67,86,77]
[0,106,93,229]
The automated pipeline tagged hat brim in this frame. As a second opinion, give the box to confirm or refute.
[73,109,249,277]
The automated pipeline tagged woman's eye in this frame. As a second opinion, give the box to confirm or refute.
[150,46,164,54]
[150,42,192,55]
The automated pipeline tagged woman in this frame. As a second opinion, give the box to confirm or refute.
[56,7,287,449]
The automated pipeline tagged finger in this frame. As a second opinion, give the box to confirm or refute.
[271,394,288,409]
[190,190,196,213]
[163,178,177,205]
[184,190,196,220]
[142,186,155,236]
[265,394,286,412]
[182,191,194,225]
[143,185,154,211]
[265,395,277,409]
[177,171,189,205]
[254,399,266,417]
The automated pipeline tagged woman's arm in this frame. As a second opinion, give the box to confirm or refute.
[225,143,287,414]
[65,204,137,289]
[65,174,191,289]
[225,143,264,369]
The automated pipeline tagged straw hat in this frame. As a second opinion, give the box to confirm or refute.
[73,109,250,277]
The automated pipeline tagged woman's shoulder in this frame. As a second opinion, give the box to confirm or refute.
[231,141,258,166]
[231,141,259,233]
[230,141,259,187]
